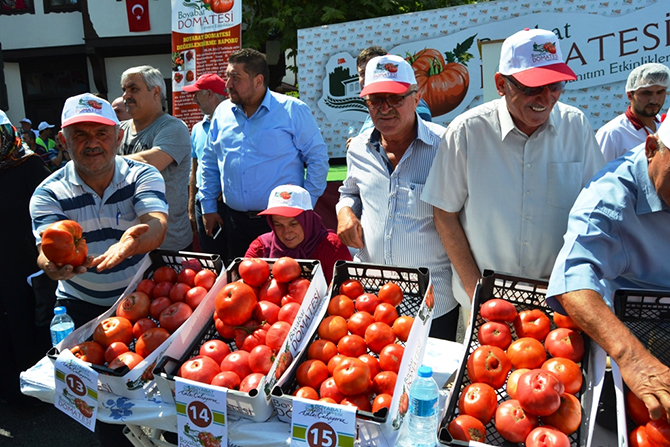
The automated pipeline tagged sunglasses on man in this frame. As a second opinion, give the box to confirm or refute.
[504,75,565,97]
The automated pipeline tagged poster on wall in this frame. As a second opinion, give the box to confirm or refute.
[298,0,670,158]
[170,0,242,129]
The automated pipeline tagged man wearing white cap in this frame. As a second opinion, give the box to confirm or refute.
[422,28,605,315]
[30,93,168,327]
[547,117,670,423]
[336,54,459,341]
[19,117,38,138]
[596,63,670,162]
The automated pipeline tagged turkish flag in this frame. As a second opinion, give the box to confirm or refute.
[126,0,151,32]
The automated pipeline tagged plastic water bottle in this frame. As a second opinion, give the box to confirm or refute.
[408,365,439,447]
[50,306,75,347]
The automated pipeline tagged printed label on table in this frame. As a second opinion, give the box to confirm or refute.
[175,377,227,447]
[54,349,99,432]
[291,397,357,447]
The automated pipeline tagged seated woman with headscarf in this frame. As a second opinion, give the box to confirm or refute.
[245,185,352,282]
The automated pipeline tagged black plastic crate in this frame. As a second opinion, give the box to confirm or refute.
[438,270,591,446]
[49,249,222,376]
[271,260,430,423]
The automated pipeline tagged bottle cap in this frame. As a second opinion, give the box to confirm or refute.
[417,365,433,378]
[54,306,66,316]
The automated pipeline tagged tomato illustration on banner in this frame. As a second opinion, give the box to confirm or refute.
[126,0,150,32]
[291,397,357,447]
[175,377,227,447]
[54,350,99,432]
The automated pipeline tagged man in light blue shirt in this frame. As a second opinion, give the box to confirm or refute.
[547,118,670,422]
[200,48,329,262]
[336,54,458,341]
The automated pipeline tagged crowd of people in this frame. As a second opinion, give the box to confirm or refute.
[2,26,670,441]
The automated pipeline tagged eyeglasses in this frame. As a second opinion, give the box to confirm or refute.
[504,75,565,97]
[364,90,416,110]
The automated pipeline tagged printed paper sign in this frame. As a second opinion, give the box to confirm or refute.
[54,350,99,432]
[175,377,227,447]
[291,398,357,447]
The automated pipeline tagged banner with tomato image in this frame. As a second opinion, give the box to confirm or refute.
[170,0,242,129]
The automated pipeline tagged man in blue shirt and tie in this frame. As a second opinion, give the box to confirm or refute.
[200,48,329,262]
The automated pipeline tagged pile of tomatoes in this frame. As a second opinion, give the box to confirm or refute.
[447,299,587,446]
[626,387,670,446]
[69,262,217,373]
[177,257,311,394]
[284,277,414,415]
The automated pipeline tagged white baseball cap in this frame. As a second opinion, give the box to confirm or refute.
[360,54,416,97]
[61,93,119,128]
[37,121,55,131]
[499,28,576,88]
[259,184,313,218]
[19,117,31,124]
[0,110,10,126]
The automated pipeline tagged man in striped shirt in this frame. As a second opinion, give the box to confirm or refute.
[336,54,459,341]
[30,93,169,328]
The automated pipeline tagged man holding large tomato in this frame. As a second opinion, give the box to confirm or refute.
[422,28,605,318]
[547,117,670,423]
[29,93,169,328]
[336,54,459,341]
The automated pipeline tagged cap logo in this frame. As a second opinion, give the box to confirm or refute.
[531,41,559,63]
[373,62,399,79]
[277,191,292,200]
[77,98,104,113]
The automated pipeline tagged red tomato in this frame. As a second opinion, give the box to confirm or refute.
[40,220,88,267]
[185,286,208,309]
[355,293,379,314]
[378,282,403,306]
[153,266,178,284]
[241,326,268,352]
[477,321,512,349]
[525,426,570,447]
[265,321,291,352]
[194,269,217,290]
[458,382,498,424]
[507,337,547,370]
[374,302,399,326]
[109,351,144,371]
[293,386,319,400]
[159,302,193,333]
[364,322,396,354]
[70,341,105,366]
[337,334,367,358]
[516,369,565,416]
[545,328,585,363]
[135,278,156,297]
[333,357,371,396]
[542,358,583,395]
[319,397,338,404]
[132,318,157,339]
[447,414,487,442]
[378,343,404,373]
[211,370,241,389]
[340,394,372,412]
[339,279,364,300]
[347,311,375,337]
[93,316,133,349]
[199,339,231,365]
[630,426,653,447]
[259,278,288,306]
[392,315,414,342]
[494,399,539,443]
[177,268,197,287]
[248,344,274,374]
[210,0,234,14]
[286,277,311,304]
[646,419,670,447]
[214,314,234,339]
[240,372,264,393]
[506,368,530,399]
[215,282,257,326]
[277,301,300,324]
[318,315,348,343]
[220,351,252,380]
[372,393,393,413]
[149,296,172,320]
[179,355,220,384]
[358,354,381,379]
[253,300,280,325]
[135,327,170,358]
[513,309,551,341]
[296,359,329,389]
[327,294,355,318]
[480,298,517,322]
[320,376,346,403]
[169,282,191,303]
[238,258,270,287]
[272,257,301,283]
[103,342,129,365]
[627,390,652,426]
[152,281,174,300]
[466,345,512,389]
[372,370,397,396]
[541,393,582,435]
[553,312,581,331]
[116,291,150,323]
[327,354,347,376]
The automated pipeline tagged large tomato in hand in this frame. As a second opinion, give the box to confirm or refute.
[93,316,133,349]
[626,390,652,426]
[507,337,547,370]
[525,426,570,447]
[542,358,583,395]
[458,382,498,424]
[116,291,150,323]
[480,298,517,322]
[215,282,257,326]
[477,321,512,349]
[466,345,512,389]
[545,328,585,362]
[448,415,486,442]
[646,419,670,447]
[238,258,270,287]
[210,0,234,13]
[513,309,551,340]
[516,369,564,416]
[494,399,539,443]
[70,341,105,365]
[41,220,88,267]
[541,393,582,435]
[333,357,371,396]
[135,327,170,358]
[272,257,301,283]
[179,355,220,384]
[159,302,193,333]
[630,426,653,447]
